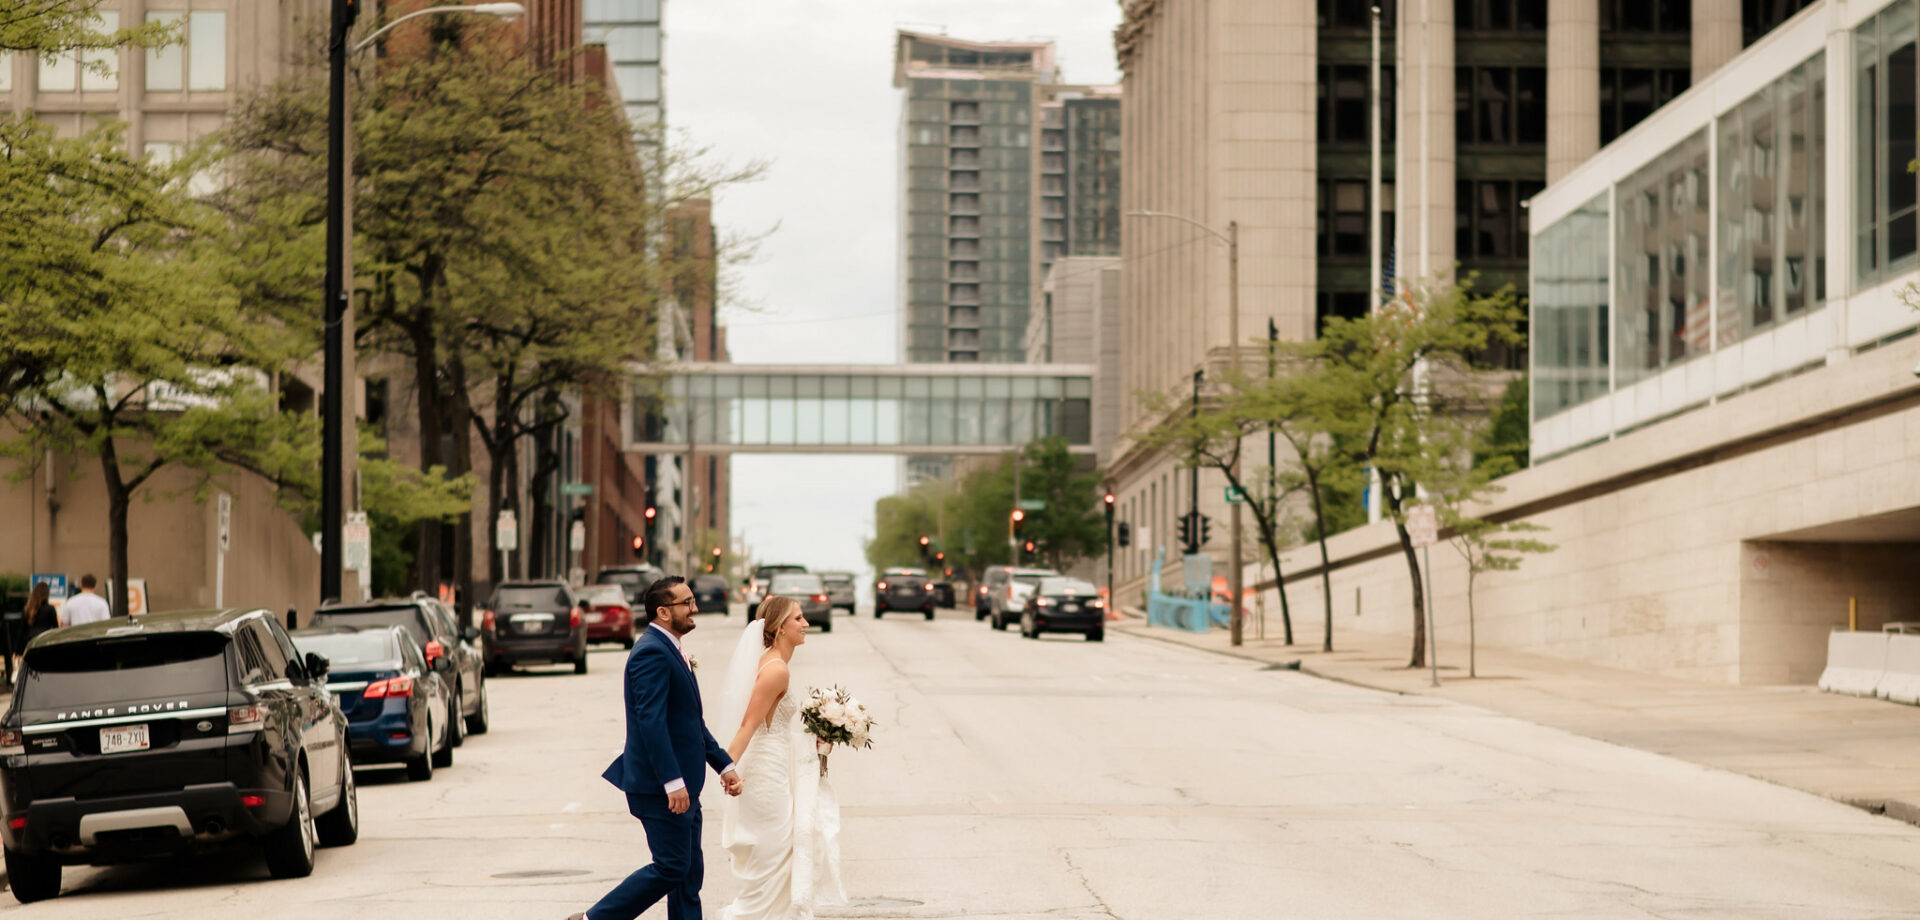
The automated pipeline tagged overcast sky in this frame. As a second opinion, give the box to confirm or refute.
[667,0,1122,579]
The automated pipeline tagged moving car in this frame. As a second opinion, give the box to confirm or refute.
[988,567,1059,631]
[481,581,589,675]
[596,564,665,609]
[765,573,833,631]
[691,574,732,614]
[745,564,808,617]
[292,625,455,781]
[310,595,489,737]
[0,609,359,902]
[577,584,637,648]
[875,568,937,620]
[818,571,858,613]
[1019,576,1107,642]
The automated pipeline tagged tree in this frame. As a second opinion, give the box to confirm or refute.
[1301,274,1527,668]
[0,119,313,616]
[864,489,943,572]
[867,438,1107,577]
[0,1,172,57]
[1015,438,1108,570]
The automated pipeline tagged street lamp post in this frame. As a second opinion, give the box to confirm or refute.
[1125,210,1246,647]
[320,1,524,604]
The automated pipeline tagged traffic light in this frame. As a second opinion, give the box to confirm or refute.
[1176,514,1193,551]
[1024,540,1035,554]
[1199,514,1213,547]
[1103,492,1115,508]
[630,535,645,558]
[1117,521,1132,548]
[918,535,930,547]
[709,545,722,571]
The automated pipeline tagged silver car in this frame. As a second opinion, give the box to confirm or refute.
[818,571,858,612]
[767,573,833,632]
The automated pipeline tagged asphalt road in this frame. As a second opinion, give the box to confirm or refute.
[16,602,1920,919]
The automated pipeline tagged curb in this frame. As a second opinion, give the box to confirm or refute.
[1113,624,1410,696]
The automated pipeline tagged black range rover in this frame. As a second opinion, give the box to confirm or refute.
[0,609,359,902]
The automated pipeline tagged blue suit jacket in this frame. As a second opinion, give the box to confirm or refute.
[602,626,732,798]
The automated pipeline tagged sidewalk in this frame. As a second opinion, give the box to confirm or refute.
[1113,612,1920,826]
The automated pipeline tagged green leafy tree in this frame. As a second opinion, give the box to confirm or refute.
[0,1,172,57]
[1015,438,1108,570]
[1428,440,1555,678]
[0,119,313,616]
[864,490,943,572]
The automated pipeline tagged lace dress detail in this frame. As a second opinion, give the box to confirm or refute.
[721,691,845,920]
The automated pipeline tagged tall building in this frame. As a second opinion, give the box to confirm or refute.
[583,0,664,132]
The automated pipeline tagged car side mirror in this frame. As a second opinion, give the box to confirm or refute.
[463,626,481,641]
[304,652,330,681]
[431,656,453,674]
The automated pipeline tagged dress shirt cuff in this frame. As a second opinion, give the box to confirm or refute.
[721,763,737,776]
[663,777,686,794]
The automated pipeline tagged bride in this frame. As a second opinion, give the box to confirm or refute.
[716,596,847,920]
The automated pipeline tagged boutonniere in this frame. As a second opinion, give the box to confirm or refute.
[687,654,699,672]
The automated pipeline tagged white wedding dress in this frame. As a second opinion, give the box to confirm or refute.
[720,679,847,920]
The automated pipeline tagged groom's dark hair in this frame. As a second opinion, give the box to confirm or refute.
[640,576,687,624]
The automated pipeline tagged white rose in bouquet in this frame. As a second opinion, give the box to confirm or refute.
[820,700,848,724]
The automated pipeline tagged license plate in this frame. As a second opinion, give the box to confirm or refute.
[588,611,605,623]
[511,614,553,633]
[1063,603,1080,613]
[100,723,150,755]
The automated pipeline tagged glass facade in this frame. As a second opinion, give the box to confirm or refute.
[1716,53,1825,344]
[1065,97,1121,258]
[585,0,664,130]
[1615,129,1708,387]
[1856,0,1918,287]
[642,371,1094,450]
[1532,194,1610,419]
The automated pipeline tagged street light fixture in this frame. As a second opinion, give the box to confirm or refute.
[321,0,527,604]
[1125,209,1246,647]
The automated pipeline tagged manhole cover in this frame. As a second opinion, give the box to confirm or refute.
[491,869,592,880]
[817,898,925,916]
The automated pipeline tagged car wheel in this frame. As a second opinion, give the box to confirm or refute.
[5,847,60,903]
[406,736,435,782]
[466,679,491,735]
[316,754,359,847]
[575,654,589,675]
[1087,628,1105,642]
[264,765,317,879]
[924,607,935,620]
[874,609,884,618]
[976,608,988,621]
[433,720,455,768]
[449,690,466,748]
[821,617,833,633]
[622,624,636,649]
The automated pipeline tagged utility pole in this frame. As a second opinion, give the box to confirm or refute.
[1189,369,1202,554]
[1226,220,1244,647]
[1103,491,1116,608]
[319,0,356,604]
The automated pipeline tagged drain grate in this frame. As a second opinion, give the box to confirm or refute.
[491,869,592,880]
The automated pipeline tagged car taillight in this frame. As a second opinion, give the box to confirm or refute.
[612,605,631,621]
[424,640,445,663]
[1090,599,1106,608]
[877,582,888,591]
[1035,598,1051,606]
[6,817,24,830]
[363,677,414,699]
[570,609,582,629]
[228,704,267,734]
[0,728,22,755]
[482,609,496,631]
[812,594,828,603]
[923,583,934,591]
[241,795,266,808]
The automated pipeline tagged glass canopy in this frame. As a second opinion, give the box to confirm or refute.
[628,364,1096,454]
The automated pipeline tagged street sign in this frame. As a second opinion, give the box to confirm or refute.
[32,574,67,601]
[343,511,372,571]
[496,510,518,552]
[561,482,594,497]
[1406,504,1439,548]
[1224,485,1246,504]
[216,492,232,554]
[1018,499,1046,511]
[569,520,586,552]
[125,578,148,617]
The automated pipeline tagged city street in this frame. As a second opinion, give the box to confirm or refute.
[19,605,1920,919]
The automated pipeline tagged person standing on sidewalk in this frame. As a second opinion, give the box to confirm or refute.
[61,575,110,627]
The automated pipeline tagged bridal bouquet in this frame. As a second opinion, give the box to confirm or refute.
[800,686,874,776]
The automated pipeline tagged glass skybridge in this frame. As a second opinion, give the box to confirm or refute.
[628,363,1096,455]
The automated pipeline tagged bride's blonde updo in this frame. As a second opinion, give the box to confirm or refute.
[759,596,801,648]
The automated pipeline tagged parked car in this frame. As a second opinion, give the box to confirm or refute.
[875,569,937,620]
[577,584,637,648]
[746,564,808,617]
[818,571,858,613]
[1020,577,1107,642]
[691,574,732,614]
[292,625,454,781]
[596,564,665,609]
[310,595,489,737]
[0,608,359,902]
[765,573,833,631]
[990,567,1059,631]
[481,581,589,675]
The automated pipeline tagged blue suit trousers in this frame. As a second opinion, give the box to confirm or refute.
[587,793,704,920]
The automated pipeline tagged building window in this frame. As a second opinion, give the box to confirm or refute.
[950,193,979,215]
[951,101,980,124]
[1318,179,1394,258]
[1316,291,1371,336]
[42,10,117,92]
[146,10,226,92]
[1745,0,1819,46]
[1717,53,1825,340]
[1599,0,1690,33]
[1455,0,1546,32]
[1615,129,1709,386]
[1599,68,1691,143]
[1318,0,1395,28]
[1857,1,1919,285]
[1533,194,1611,420]
[1456,179,1542,260]
[1456,66,1545,146]
[602,24,660,62]
[1318,64,1394,144]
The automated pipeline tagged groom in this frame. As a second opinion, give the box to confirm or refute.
[572,576,742,920]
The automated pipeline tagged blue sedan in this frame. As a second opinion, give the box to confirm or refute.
[291,625,455,782]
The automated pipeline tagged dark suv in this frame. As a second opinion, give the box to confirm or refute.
[875,568,937,620]
[0,609,359,902]
[310,595,489,738]
[482,581,589,675]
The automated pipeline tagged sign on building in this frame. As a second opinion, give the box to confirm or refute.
[1406,504,1439,549]
[344,511,372,571]
[496,510,518,552]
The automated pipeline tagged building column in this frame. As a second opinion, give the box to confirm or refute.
[1693,0,1743,81]
[1396,0,1456,283]
[1547,0,1600,183]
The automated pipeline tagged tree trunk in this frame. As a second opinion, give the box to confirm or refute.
[99,439,131,619]
[1305,465,1336,653]
[1381,477,1426,668]
[528,413,562,579]
[1223,462,1291,644]
[1467,568,1478,678]
[408,311,444,595]
[445,346,476,625]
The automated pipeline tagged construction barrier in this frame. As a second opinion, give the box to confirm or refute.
[1818,631,1890,697]
[1878,635,1920,705]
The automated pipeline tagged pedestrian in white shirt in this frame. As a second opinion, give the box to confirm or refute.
[61,575,111,627]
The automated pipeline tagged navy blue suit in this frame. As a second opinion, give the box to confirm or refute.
[590,626,733,920]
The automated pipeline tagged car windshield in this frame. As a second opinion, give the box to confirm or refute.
[579,585,627,607]
[769,574,824,594]
[822,576,854,587]
[495,585,571,612]
[292,630,399,668]
[1039,578,1098,596]
[692,575,729,590]
[311,604,432,646]
[20,633,230,709]
[754,565,806,580]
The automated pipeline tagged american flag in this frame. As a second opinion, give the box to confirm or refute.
[1382,244,1396,301]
